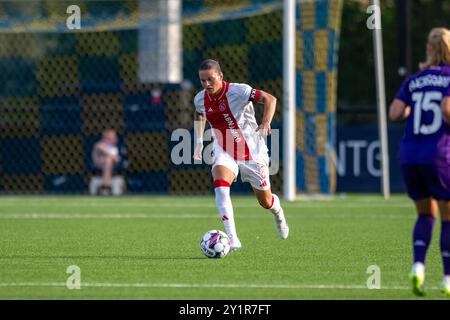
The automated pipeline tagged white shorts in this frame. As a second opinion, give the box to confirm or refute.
[212,146,271,191]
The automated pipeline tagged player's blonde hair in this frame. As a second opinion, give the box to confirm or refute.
[419,27,450,70]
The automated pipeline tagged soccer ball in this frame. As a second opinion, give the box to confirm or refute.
[200,230,231,259]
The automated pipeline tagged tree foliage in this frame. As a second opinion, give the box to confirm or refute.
[337,0,450,124]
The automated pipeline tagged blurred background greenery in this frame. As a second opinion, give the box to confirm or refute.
[337,0,450,125]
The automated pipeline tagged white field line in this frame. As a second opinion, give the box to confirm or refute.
[0,281,439,291]
[0,213,414,220]
[0,202,412,208]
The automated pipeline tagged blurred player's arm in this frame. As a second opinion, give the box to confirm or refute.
[193,112,206,161]
[255,91,277,136]
[389,99,411,122]
[442,96,450,123]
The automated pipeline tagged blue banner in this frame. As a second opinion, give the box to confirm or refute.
[336,124,406,193]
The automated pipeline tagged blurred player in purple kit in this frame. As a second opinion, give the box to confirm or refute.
[389,27,450,296]
[193,59,289,251]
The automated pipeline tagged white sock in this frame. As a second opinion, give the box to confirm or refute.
[268,194,282,215]
[412,262,425,275]
[214,186,238,240]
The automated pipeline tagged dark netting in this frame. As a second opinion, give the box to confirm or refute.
[0,0,341,195]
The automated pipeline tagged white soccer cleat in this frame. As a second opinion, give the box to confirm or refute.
[440,276,450,297]
[409,262,425,296]
[274,210,289,240]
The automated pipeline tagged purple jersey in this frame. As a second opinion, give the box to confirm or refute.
[395,64,450,166]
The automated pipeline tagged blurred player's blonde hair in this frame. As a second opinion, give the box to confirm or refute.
[419,27,450,70]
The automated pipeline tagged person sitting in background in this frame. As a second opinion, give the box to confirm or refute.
[92,129,121,195]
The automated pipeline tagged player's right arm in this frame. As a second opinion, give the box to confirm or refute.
[389,99,411,122]
[390,77,411,122]
[193,111,206,161]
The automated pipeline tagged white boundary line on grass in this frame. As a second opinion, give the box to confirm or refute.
[0,281,438,291]
[0,203,413,208]
[0,213,414,219]
[0,198,413,209]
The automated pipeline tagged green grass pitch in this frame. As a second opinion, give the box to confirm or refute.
[0,194,447,300]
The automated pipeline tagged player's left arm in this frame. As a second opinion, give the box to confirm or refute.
[442,96,450,123]
[389,98,411,122]
[255,91,277,136]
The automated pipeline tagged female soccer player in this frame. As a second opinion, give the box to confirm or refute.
[389,27,450,296]
[193,59,289,251]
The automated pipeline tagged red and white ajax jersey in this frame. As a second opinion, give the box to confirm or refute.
[194,81,269,161]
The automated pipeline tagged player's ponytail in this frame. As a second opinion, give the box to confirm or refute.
[419,27,450,70]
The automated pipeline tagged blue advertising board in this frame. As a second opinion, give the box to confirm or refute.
[336,124,406,193]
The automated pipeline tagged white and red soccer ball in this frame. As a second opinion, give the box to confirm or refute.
[200,230,231,259]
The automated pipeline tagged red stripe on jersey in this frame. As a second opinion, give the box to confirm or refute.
[213,179,231,188]
[204,82,252,161]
